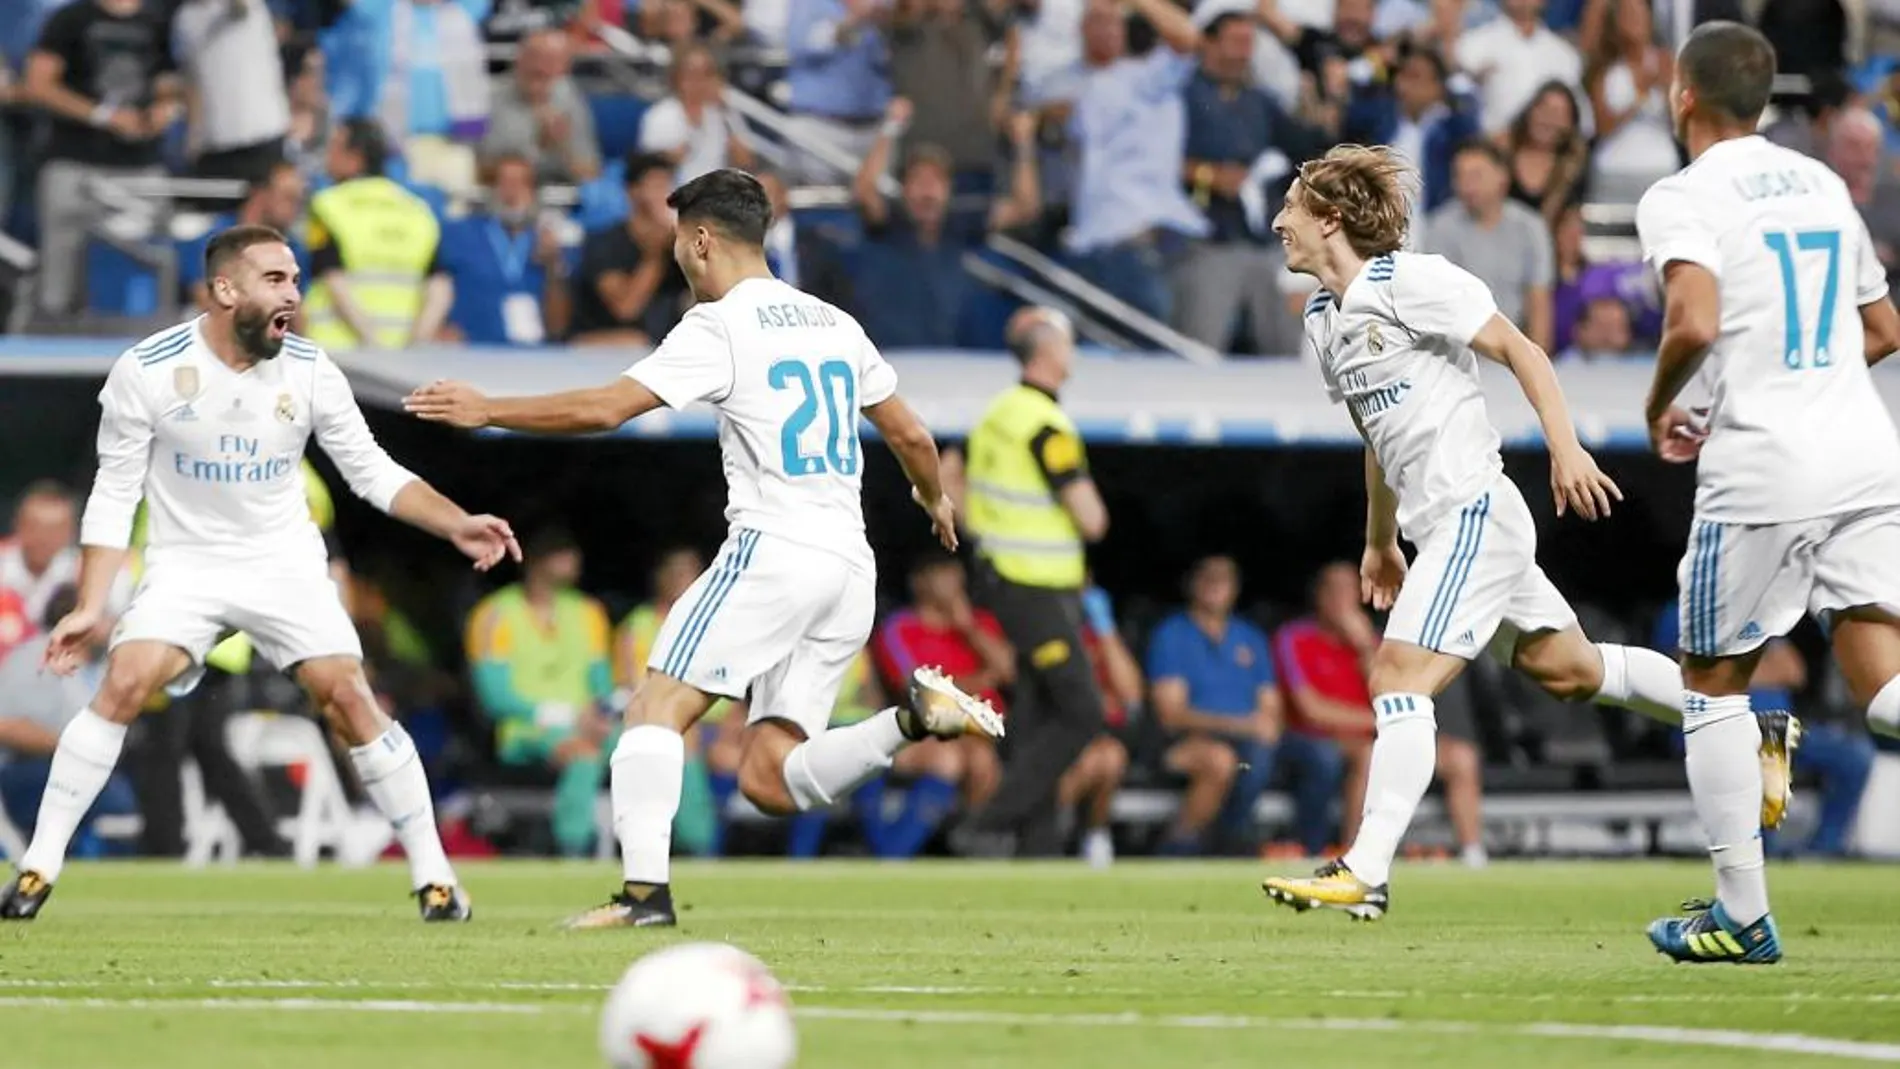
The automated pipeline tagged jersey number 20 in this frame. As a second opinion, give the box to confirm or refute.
[770,359,859,477]
[1762,228,1840,370]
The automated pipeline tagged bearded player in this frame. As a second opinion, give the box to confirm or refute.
[0,225,519,923]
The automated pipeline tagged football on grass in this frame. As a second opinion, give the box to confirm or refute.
[600,942,798,1069]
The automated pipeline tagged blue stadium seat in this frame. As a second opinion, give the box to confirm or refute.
[587,94,650,162]
[85,242,159,317]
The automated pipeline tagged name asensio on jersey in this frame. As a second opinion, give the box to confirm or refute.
[757,303,839,329]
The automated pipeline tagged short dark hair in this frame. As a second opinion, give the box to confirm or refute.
[1452,136,1509,170]
[625,152,674,189]
[526,526,581,561]
[245,159,301,200]
[1398,41,1449,85]
[667,168,772,246]
[205,224,291,280]
[17,478,75,511]
[339,118,388,177]
[902,143,954,182]
[1679,20,1776,126]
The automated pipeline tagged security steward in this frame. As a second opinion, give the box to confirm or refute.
[303,119,454,350]
[959,307,1111,854]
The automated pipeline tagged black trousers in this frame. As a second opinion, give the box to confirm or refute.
[968,558,1106,850]
[126,669,287,858]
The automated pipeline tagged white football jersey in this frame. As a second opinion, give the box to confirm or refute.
[1637,134,1900,524]
[1305,252,1505,538]
[624,277,897,573]
[80,318,417,561]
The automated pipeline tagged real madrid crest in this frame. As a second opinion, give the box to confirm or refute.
[1368,323,1385,354]
[275,392,295,423]
[173,365,202,400]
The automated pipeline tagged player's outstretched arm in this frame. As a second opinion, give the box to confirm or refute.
[386,482,523,572]
[1469,313,1622,520]
[862,394,957,551]
[404,377,664,435]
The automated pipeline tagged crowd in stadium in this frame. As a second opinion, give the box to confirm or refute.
[0,0,1893,351]
[1,0,1898,863]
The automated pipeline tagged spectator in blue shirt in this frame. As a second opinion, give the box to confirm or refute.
[1654,600,1872,857]
[180,160,310,312]
[437,153,573,346]
[1049,0,1209,324]
[851,96,1040,348]
[785,0,892,183]
[1176,11,1334,356]
[1344,44,1480,219]
[1147,555,1339,855]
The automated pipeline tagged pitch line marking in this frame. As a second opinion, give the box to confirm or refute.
[1,996,1898,1062]
[0,978,1895,1005]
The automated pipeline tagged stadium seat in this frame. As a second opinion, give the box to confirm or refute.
[587,94,650,162]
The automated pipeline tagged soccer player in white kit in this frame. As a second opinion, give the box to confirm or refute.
[1637,23,1900,964]
[0,226,520,923]
[404,169,1003,928]
[1257,145,1779,920]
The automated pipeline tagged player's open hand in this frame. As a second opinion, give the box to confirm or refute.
[1648,404,1708,464]
[404,380,492,429]
[1361,541,1406,611]
[1550,445,1623,521]
[40,607,103,677]
[913,487,959,552]
[452,514,523,572]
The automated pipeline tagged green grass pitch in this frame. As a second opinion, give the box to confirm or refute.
[2,860,1898,1068]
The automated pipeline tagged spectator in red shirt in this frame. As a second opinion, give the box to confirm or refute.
[1275,562,1485,856]
[1273,562,1378,844]
[869,553,1012,857]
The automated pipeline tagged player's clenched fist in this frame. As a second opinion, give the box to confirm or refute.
[404,380,492,429]
[1549,445,1623,521]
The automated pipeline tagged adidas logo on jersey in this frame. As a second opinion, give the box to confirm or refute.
[1456,629,1475,647]
[1738,621,1764,642]
[711,666,728,682]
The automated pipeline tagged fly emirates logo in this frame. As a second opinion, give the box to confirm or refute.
[173,434,296,484]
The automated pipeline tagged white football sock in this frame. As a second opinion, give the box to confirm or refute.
[1683,691,1769,925]
[783,708,907,810]
[350,725,456,890]
[20,708,127,883]
[1593,643,1683,725]
[1341,693,1437,888]
[1867,674,1900,739]
[611,726,684,885]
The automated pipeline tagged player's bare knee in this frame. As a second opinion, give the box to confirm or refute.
[623,675,712,734]
[1514,632,1602,702]
[93,658,161,722]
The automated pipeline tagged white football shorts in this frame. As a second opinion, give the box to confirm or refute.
[111,545,362,694]
[647,528,875,739]
[1678,505,1900,658]
[1385,474,1577,660]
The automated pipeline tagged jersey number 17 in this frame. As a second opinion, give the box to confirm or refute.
[1762,228,1841,370]
[770,358,860,477]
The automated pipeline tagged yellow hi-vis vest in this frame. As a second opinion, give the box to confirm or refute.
[966,384,1087,590]
[303,176,440,351]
